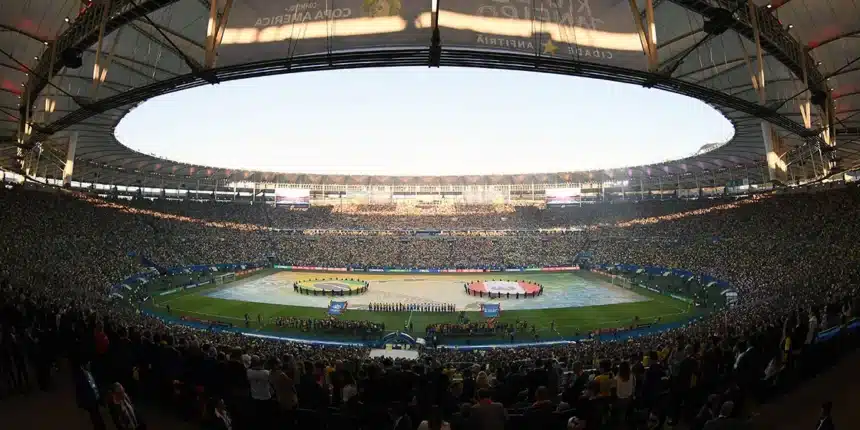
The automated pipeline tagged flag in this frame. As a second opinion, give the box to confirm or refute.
[328,301,348,316]
[481,303,501,318]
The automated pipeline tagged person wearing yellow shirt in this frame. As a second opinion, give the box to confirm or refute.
[591,360,614,397]
[659,346,671,362]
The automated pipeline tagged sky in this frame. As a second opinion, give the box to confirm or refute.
[116,67,734,176]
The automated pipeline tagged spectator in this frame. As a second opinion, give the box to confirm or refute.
[1,185,860,430]
[469,388,507,430]
[703,401,748,430]
[246,356,272,427]
[417,405,451,430]
[388,401,413,430]
[817,401,835,430]
[107,382,144,430]
[205,398,232,430]
[615,361,635,425]
[269,358,297,423]
[73,360,106,430]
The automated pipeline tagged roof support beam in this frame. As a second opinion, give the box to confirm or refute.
[21,0,182,115]
[724,78,788,94]
[659,32,714,75]
[668,0,826,93]
[0,23,48,45]
[22,48,824,163]
[808,29,860,50]
[87,49,180,78]
[628,0,659,72]
[797,43,812,129]
[835,91,860,101]
[0,62,24,74]
[63,132,78,186]
[744,0,787,183]
[91,4,128,100]
[133,17,202,73]
[836,109,860,123]
[687,56,755,85]
[55,74,132,93]
[657,28,702,50]
[104,55,159,82]
[205,0,234,69]
[0,87,21,98]
[145,21,207,51]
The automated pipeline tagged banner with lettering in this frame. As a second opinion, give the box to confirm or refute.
[218,0,431,66]
[438,0,646,69]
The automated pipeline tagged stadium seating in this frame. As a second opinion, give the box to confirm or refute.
[1,183,859,430]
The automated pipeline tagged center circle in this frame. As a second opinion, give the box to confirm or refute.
[314,282,351,291]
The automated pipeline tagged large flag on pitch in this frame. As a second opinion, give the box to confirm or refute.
[328,301,348,316]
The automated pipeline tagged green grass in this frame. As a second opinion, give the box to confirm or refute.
[146,270,699,341]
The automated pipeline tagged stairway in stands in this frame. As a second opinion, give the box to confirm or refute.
[260,203,280,260]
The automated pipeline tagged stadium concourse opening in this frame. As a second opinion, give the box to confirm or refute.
[116,68,734,176]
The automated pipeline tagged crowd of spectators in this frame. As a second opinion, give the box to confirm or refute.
[425,321,514,337]
[272,317,384,335]
[1,183,859,430]
[119,196,731,231]
[370,303,456,313]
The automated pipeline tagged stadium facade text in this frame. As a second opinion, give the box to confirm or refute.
[255,7,352,27]
[476,35,535,50]
[475,35,613,59]
[475,0,605,32]
[570,46,613,60]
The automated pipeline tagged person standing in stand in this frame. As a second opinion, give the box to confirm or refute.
[74,360,106,430]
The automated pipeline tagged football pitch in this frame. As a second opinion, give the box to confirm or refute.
[149,270,695,341]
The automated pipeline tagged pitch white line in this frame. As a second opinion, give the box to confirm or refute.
[154,305,246,321]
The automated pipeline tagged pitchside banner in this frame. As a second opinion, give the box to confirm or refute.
[437,0,645,69]
[542,266,579,271]
[218,0,432,66]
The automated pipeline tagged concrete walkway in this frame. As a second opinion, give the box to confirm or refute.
[750,349,860,430]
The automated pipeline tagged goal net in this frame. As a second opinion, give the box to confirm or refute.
[214,272,236,285]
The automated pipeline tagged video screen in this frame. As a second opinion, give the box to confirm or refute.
[545,188,581,205]
[274,188,310,206]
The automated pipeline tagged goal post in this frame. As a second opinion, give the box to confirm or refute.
[214,272,236,285]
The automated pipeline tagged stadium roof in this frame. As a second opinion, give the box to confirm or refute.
[1,0,858,189]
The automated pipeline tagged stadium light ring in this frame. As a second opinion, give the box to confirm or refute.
[23,48,818,172]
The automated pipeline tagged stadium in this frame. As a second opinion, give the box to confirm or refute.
[2,1,860,430]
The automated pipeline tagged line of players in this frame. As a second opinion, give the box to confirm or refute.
[369,302,456,313]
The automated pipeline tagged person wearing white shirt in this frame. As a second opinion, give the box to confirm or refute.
[806,311,819,345]
[614,362,635,425]
[247,364,272,400]
[247,356,272,427]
